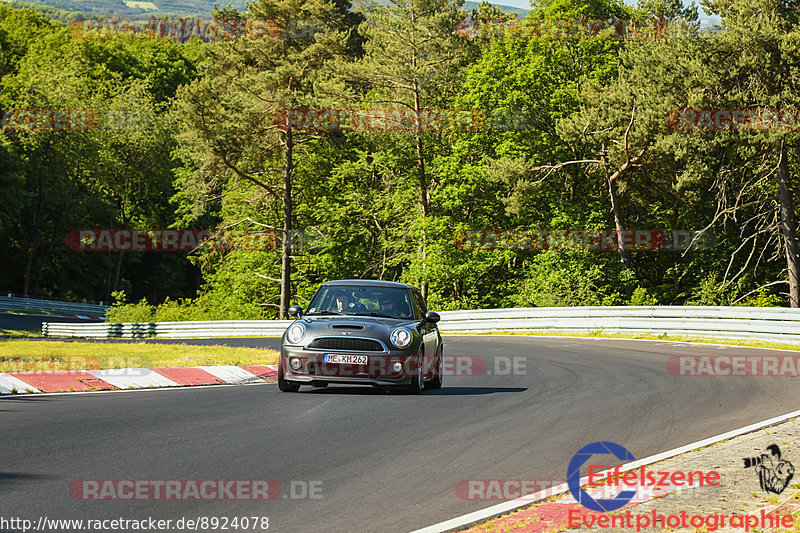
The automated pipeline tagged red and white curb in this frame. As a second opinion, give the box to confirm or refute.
[0,365,278,394]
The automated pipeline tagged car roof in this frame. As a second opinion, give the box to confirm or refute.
[321,279,413,289]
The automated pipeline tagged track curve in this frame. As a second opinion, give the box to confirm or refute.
[4,336,800,532]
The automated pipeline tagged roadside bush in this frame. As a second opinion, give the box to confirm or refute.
[106,289,268,322]
[106,291,155,322]
[629,287,658,306]
[735,288,785,307]
[506,253,603,307]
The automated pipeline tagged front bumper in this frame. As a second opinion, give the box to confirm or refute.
[281,345,418,385]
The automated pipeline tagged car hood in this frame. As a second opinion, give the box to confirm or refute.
[299,315,419,335]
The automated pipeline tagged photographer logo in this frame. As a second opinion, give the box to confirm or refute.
[743,444,794,494]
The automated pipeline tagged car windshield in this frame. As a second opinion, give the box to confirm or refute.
[306,286,414,319]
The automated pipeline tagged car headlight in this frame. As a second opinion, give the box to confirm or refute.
[390,327,412,348]
[287,323,306,344]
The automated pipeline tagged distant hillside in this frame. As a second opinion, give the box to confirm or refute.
[463,1,528,16]
[1,0,244,19]
[2,0,527,21]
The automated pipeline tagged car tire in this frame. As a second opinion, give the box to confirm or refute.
[278,364,300,392]
[426,350,443,390]
[406,351,424,395]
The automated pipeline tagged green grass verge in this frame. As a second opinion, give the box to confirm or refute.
[0,329,43,338]
[0,340,279,372]
[442,330,800,352]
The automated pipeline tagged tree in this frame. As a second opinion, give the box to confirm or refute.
[0,11,199,300]
[342,0,470,298]
[175,0,357,317]
[688,0,800,305]
[437,0,643,304]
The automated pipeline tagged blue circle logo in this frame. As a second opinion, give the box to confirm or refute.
[567,441,637,512]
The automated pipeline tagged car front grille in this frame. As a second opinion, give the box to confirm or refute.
[307,337,385,352]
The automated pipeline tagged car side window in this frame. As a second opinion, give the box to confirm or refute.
[412,290,426,319]
[410,291,422,318]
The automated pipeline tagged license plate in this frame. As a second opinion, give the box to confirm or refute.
[323,353,368,364]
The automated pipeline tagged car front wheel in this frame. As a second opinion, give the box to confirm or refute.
[426,350,443,390]
[406,351,424,395]
[278,363,300,392]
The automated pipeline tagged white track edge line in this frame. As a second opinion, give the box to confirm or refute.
[410,407,800,533]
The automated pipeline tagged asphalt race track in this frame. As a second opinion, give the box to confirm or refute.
[0,313,103,332]
[5,336,800,532]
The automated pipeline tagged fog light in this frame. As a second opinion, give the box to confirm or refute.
[289,357,302,371]
[392,361,403,372]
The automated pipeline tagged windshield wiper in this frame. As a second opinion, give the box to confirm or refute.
[305,311,342,316]
[353,312,400,319]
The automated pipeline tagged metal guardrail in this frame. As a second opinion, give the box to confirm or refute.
[42,320,292,338]
[1,295,108,317]
[436,306,800,344]
[40,306,800,343]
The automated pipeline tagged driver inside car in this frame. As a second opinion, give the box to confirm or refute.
[335,292,365,313]
[380,298,395,315]
[384,296,412,318]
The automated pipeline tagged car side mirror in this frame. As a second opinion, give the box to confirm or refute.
[288,305,303,318]
[424,311,440,324]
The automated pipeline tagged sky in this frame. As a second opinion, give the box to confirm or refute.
[493,0,721,26]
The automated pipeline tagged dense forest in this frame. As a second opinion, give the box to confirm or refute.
[0,0,797,319]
